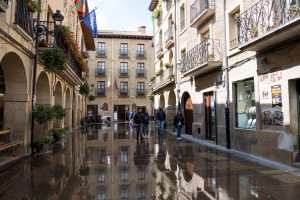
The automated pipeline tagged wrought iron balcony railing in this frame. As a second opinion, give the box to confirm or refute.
[153,67,174,90]
[156,40,163,58]
[136,89,146,97]
[136,69,146,77]
[119,90,129,97]
[181,39,222,73]
[0,0,9,12]
[164,27,174,48]
[96,89,106,97]
[15,0,33,37]
[119,50,129,59]
[119,70,129,77]
[238,0,300,46]
[95,69,106,77]
[190,0,215,24]
[136,50,146,59]
[229,38,238,50]
[96,49,107,58]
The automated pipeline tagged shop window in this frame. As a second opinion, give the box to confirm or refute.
[235,79,256,129]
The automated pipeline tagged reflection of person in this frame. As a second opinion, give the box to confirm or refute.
[156,108,166,138]
[142,110,150,138]
[156,136,166,171]
[174,111,184,140]
[134,140,150,168]
[133,108,143,141]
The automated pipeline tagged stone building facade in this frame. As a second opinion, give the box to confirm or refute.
[0,0,93,160]
[150,0,300,166]
[87,28,154,121]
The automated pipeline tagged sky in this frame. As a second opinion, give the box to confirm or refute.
[87,0,153,34]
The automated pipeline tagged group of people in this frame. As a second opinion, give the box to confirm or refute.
[130,107,185,141]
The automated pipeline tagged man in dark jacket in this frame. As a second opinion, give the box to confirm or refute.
[133,108,143,141]
[156,107,166,137]
[142,110,150,138]
[174,111,184,140]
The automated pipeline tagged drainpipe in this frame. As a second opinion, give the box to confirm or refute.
[30,0,41,154]
[174,0,180,111]
[223,0,231,149]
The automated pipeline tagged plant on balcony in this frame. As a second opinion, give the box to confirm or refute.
[88,95,96,101]
[150,76,156,82]
[25,0,38,12]
[165,63,173,69]
[55,26,88,72]
[156,69,163,76]
[288,5,300,19]
[79,82,90,96]
[152,7,162,19]
[40,48,66,72]
[250,24,258,37]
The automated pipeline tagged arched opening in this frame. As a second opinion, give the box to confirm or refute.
[182,92,193,135]
[35,72,51,137]
[159,95,165,109]
[0,52,28,144]
[64,88,71,129]
[166,90,176,125]
[54,81,63,128]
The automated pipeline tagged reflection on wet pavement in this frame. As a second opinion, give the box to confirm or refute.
[0,123,300,199]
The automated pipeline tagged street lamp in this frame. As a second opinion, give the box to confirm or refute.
[52,10,64,25]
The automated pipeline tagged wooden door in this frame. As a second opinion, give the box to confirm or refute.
[204,92,216,140]
[184,97,193,135]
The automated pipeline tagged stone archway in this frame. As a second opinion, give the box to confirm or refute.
[182,92,193,135]
[54,81,63,128]
[0,52,28,143]
[35,72,51,137]
[64,88,71,129]
[166,90,176,125]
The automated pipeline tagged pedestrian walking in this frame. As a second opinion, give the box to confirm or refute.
[133,108,143,141]
[174,111,184,140]
[156,107,166,138]
[142,110,150,138]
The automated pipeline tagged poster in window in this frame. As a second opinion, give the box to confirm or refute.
[271,85,282,107]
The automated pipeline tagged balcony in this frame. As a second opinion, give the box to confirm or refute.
[136,89,146,97]
[119,50,129,59]
[95,69,106,77]
[136,50,146,59]
[156,41,164,59]
[190,0,215,28]
[96,49,107,58]
[164,27,174,49]
[136,69,146,78]
[238,0,300,51]
[0,0,9,12]
[15,0,34,37]
[153,67,175,92]
[119,90,129,97]
[181,39,222,77]
[96,89,106,97]
[119,71,129,78]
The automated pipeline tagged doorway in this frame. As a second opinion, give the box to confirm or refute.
[182,93,193,135]
[204,92,217,141]
[114,105,127,121]
[297,80,300,155]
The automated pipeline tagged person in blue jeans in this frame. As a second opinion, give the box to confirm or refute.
[174,111,184,140]
[156,107,166,138]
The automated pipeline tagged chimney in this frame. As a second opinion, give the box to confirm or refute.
[138,26,146,34]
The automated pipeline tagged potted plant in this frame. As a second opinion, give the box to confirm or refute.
[40,48,66,72]
[288,5,300,19]
[150,76,156,82]
[51,128,66,143]
[250,24,258,37]
[152,8,162,19]
[79,82,90,96]
[165,63,173,69]
[25,0,38,12]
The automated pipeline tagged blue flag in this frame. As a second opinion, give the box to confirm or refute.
[83,9,98,38]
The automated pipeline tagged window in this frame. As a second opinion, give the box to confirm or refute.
[96,81,105,96]
[137,63,145,75]
[96,61,106,75]
[120,170,128,182]
[97,191,106,200]
[120,148,128,163]
[235,79,256,129]
[229,9,240,50]
[97,173,105,184]
[137,44,145,56]
[137,82,145,94]
[120,82,128,93]
[98,149,107,164]
[138,170,146,181]
[120,62,129,75]
[120,190,129,199]
[97,42,106,56]
[180,4,185,31]
[120,43,128,55]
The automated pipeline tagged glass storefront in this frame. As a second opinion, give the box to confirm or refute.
[235,79,256,129]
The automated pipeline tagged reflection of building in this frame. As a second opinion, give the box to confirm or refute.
[87,28,154,121]
[0,0,92,164]
[82,124,155,199]
[149,0,300,166]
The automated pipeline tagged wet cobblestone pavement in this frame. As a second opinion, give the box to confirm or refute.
[1,123,300,200]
